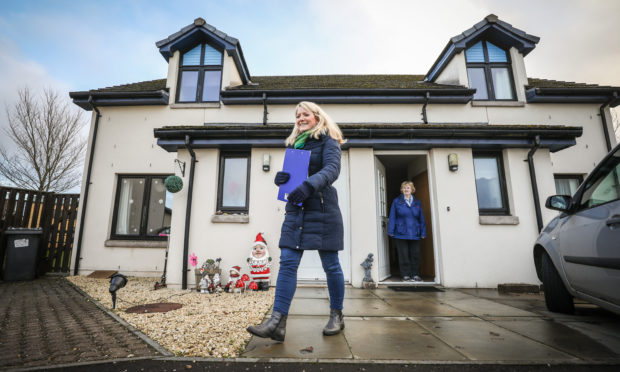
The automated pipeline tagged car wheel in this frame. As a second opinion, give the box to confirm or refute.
[541,253,574,314]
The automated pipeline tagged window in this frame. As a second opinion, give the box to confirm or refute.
[177,43,223,103]
[473,152,509,215]
[217,152,251,212]
[111,175,173,240]
[579,148,620,209]
[466,41,516,101]
[554,174,583,196]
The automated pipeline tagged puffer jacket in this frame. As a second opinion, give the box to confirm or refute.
[387,194,426,240]
[278,134,344,251]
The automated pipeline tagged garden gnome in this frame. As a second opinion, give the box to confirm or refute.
[225,266,241,293]
[247,232,272,291]
[213,273,223,293]
[199,275,210,294]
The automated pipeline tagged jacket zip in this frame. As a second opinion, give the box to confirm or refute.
[319,192,325,212]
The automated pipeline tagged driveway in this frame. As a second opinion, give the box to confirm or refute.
[0,276,161,370]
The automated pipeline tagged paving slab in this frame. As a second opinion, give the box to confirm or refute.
[294,287,328,299]
[288,298,331,315]
[344,318,467,360]
[417,318,576,361]
[242,315,352,359]
[491,318,620,361]
[370,288,426,299]
[343,288,381,299]
[561,321,620,355]
[444,297,538,317]
[342,298,404,317]
[383,297,472,317]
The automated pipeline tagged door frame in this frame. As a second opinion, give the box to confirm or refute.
[374,150,441,285]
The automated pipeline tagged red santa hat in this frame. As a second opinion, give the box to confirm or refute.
[230,266,241,275]
[253,232,267,248]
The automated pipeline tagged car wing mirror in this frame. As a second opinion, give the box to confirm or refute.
[545,195,572,212]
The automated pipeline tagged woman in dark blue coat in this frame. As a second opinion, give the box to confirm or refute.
[248,101,346,342]
[388,181,427,282]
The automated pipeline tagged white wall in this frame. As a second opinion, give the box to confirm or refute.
[428,147,556,287]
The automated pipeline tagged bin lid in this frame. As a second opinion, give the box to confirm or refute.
[3,227,44,235]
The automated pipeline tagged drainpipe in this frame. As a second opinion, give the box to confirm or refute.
[421,92,430,124]
[182,135,197,289]
[599,92,617,152]
[262,93,268,125]
[73,96,101,275]
[527,135,543,232]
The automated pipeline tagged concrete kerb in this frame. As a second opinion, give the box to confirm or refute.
[6,357,156,372]
[9,356,620,371]
[63,277,174,357]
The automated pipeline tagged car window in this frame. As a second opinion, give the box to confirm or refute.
[579,148,620,209]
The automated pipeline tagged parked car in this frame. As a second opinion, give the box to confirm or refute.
[533,142,620,315]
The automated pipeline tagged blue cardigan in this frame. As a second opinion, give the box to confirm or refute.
[387,194,427,240]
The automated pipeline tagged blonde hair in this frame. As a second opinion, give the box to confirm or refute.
[400,181,416,193]
[285,101,346,146]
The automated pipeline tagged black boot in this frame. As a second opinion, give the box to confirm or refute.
[323,309,344,336]
[247,311,287,342]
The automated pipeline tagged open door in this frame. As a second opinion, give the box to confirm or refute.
[374,157,390,280]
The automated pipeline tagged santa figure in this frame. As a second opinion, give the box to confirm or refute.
[225,266,241,293]
[247,232,272,291]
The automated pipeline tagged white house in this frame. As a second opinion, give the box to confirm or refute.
[69,15,619,289]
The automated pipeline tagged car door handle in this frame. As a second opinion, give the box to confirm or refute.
[606,215,620,227]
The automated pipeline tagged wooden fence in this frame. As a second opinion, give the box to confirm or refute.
[0,187,80,275]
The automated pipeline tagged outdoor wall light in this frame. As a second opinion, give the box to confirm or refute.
[448,153,458,172]
[263,154,271,172]
[109,273,128,309]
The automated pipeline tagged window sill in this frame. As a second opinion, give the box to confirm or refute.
[211,214,249,223]
[479,215,520,225]
[105,239,168,248]
[170,102,221,109]
[471,101,525,107]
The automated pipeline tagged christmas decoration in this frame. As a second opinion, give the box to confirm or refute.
[164,175,183,193]
[225,266,241,293]
[247,232,272,291]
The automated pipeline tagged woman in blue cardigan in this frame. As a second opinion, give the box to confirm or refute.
[388,181,427,282]
[247,101,346,342]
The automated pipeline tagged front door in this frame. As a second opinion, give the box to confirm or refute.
[298,151,351,282]
[374,157,390,280]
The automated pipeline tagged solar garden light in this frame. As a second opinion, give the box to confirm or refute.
[109,273,128,309]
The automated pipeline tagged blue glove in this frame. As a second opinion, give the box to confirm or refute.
[274,171,290,186]
[287,182,314,205]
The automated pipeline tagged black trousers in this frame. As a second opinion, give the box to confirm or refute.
[394,238,421,278]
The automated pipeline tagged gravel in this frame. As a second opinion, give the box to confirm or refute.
[67,276,274,358]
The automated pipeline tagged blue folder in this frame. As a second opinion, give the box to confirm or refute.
[277,148,311,205]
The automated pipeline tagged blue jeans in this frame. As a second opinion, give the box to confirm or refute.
[273,248,345,315]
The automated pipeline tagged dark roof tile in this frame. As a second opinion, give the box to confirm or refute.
[226,75,465,90]
[72,76,615,95]
[526,78,612,89]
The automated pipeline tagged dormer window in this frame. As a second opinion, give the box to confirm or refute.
[177,43,223,102]
[466,41,515,101]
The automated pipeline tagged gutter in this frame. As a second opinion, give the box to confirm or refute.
[73,96,101,275]
[527,135,543,232]
[221,88,475,105]
[422,92,430,124]
[182,135,197,290]
[600,92,618,152]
